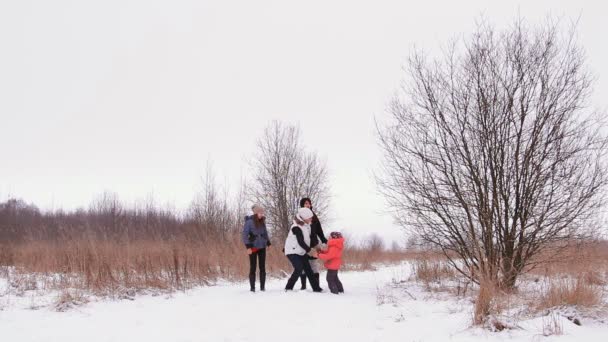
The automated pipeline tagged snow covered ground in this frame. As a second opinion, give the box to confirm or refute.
[1,263,606,342]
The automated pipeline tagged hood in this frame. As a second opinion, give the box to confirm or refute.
[328,237,344,250]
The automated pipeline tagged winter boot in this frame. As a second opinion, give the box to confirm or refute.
[313,273,320,286]
[337,281,344,293]
[310,273,323,293]
[249,273,256,292]
[260,272,266,292]
[314,273,325,292]
[300,274,307,290]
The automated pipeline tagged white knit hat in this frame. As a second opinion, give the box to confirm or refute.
[297,207,314,221]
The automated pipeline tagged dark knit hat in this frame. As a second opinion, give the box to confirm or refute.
[299,197,312,208]
[330,231,342,239]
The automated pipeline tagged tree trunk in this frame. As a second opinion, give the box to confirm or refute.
[500,255,520,289]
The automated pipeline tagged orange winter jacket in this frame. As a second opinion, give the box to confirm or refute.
[318,237,344,270]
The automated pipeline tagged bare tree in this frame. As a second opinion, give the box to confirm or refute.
[377,19,608,289]
[364,233,385,253]
[249,121,330,241]
[189,164,238,241]
[89,191,125,238]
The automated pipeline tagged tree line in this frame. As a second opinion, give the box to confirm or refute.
[0,121,330,246]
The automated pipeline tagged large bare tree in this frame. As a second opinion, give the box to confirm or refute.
[249,121,330,241]
[377,19,608,289]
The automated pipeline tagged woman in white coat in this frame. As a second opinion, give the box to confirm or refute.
[283,207,323,292]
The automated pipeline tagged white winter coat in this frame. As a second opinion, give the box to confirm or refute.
[284,220,311,256]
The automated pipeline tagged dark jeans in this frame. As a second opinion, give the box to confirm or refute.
[326,269,344,294]
[300,256,319,289]
[249,248,266,290]
[285,254,321,291]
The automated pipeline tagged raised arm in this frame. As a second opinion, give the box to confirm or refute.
[314,215,328,244]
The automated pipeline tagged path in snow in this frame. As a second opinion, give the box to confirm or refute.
[1,264,605,342]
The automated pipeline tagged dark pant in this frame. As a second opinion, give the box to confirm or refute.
[326,269,343,294]
[300,273,320,290]
[300,257,319,289]
[249,248,266,291]
[285,254,321,291]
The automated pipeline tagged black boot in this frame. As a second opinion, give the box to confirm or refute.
[311,273,323,292]
[249,274,256,292]
[314,273,324,292]
[300,274,307,290]
[260,272,266,292]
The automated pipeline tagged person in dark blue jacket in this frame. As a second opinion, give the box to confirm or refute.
[242,204,271,292]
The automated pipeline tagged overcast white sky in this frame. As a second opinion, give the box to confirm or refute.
[1,0,606,243]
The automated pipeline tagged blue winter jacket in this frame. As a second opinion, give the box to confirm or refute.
[242,216,271,249]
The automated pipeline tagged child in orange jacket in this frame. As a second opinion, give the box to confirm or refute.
[317,231,344,294]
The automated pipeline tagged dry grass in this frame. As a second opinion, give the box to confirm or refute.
[528,241,608,279]
[400,242,608,326]
[542,312,564,336]
[582,271,606,287]
[411,258,456,285]
[474,279,494,325]
[54,289,89,312]
[471,278,522,328]
[525,241,608,313]
[2,237,291,295]
[0,197,419,298]
[537,277,603,311]
[1,236,414,297]
[376,285,400,306]
[342,248,412,271]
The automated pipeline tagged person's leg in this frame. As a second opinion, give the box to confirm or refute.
[336,270,344,293]
[326,270,339,294]
[258,248,266,291]
[302,257,322,292]
[249,252,257,292]
[326,270,335,293]
[310,258,321,288]
[300,273,307,290]
[285,255,304,290]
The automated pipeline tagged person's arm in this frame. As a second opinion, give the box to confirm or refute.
[318,245,339,261]
[265,225,272,247]
[242,220,253,249]
[315,216,328,244]
[291,227,311,253]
